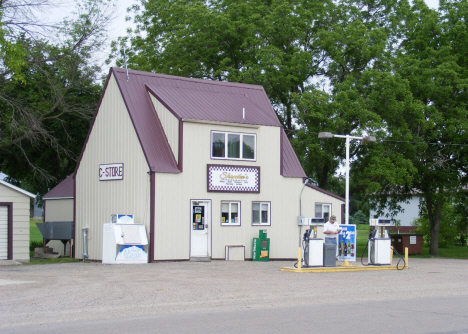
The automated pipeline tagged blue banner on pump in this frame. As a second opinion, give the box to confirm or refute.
[338,224,356,261]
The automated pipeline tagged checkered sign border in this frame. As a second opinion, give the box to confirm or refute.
[207,165,260,193]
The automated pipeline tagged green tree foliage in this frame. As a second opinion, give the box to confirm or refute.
[357,0,468,255]
[0,0,115,195]
[115,0,468,255]
[349,210,368,225]
[413,198,467,247]
[111,0,333,135]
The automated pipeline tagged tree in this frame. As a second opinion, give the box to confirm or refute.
[111,0,332,135]
[295,0,468,256]
[0,0,116,194]
[293,0,411,190]
[358,0,468,256]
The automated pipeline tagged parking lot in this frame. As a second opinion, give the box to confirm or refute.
[1,258,468,333]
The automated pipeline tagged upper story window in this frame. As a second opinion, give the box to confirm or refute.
[211,131,256,161]
[315,203,331,221]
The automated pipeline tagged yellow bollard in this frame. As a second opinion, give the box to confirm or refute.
[405,247,409,268]
[297,247,302,269]
[339,260,354,267]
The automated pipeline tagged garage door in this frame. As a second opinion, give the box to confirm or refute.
[0,206,8,259]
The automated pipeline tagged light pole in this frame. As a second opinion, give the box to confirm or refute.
[318,132,376,225]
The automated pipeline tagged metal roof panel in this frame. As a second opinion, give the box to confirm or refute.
[43,175,74,199]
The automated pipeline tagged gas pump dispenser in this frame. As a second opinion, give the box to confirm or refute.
[368,219,392,265]
[299,217,324,267]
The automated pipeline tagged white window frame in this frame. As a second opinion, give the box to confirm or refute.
[315,203,331,221]
[211,131,256,161]
[252,202,271,226]
[221,201,241,226]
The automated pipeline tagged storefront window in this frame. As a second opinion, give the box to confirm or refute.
[252,202,270,225]
[211,131,256,161]
[221,201,240,225]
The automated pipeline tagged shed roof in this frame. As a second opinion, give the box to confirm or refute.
[306,184,345,202]
[43,175,74,199]
[0,179,36,198]
[77,68,306,177]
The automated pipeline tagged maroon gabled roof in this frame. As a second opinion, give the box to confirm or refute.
[280,129,306,178]
[306,183,345,202]
[76,68,306,177]
[113,68,180,173]
[43,175,74,199]
[145,82,281,126]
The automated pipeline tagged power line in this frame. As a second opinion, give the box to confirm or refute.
[306,131,468,147]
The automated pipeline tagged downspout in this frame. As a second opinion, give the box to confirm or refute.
[299,178,310,246]
[149,169,156,262]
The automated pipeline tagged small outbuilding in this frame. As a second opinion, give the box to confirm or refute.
[73,68,345,261]
[0,179,35,261]
[42,174,74,256]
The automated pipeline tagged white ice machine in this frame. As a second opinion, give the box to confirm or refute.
[102,223,148,264]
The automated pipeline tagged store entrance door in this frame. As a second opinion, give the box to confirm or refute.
[190,200,211,258]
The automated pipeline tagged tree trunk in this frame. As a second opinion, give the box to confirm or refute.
[426,196,441,257]
[285,103,293,139]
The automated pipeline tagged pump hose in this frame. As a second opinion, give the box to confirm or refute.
[392,246,406,270]
[293,238,307,268]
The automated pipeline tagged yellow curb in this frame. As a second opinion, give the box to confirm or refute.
[281,264,408,273]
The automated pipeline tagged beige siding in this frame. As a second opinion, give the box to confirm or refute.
[149,93,179,163]
[154,123,344,260]
[75,74,150,260]
[300,187,345,239]
[45,199,73,222]
[0,184,31,261]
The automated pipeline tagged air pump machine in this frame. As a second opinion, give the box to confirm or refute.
[298,217,325,267]
[368,218,392,265]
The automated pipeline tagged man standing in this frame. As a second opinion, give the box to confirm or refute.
[323,215,340,244]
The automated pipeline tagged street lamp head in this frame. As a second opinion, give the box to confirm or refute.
[362,136,376,143]
[318,132,334,139]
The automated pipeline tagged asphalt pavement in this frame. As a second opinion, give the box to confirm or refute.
[1,258,467,333]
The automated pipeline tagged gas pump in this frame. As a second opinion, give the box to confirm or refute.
[299,218,324,267]
[368,219,392,265]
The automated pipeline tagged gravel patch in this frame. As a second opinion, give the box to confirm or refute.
[0,258,467,328]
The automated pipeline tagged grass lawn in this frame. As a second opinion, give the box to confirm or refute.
[409,245,468,259]
[355,224,468,259]
[30,219,43,244]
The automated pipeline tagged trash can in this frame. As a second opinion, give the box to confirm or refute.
[323,243,336,267]
[252,230,269,261]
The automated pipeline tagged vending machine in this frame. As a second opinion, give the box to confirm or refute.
[252,230,270,261]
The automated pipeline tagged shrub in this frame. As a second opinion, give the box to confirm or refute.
[30,240,43,251]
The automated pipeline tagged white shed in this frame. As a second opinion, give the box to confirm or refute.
[0,179,35,261]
